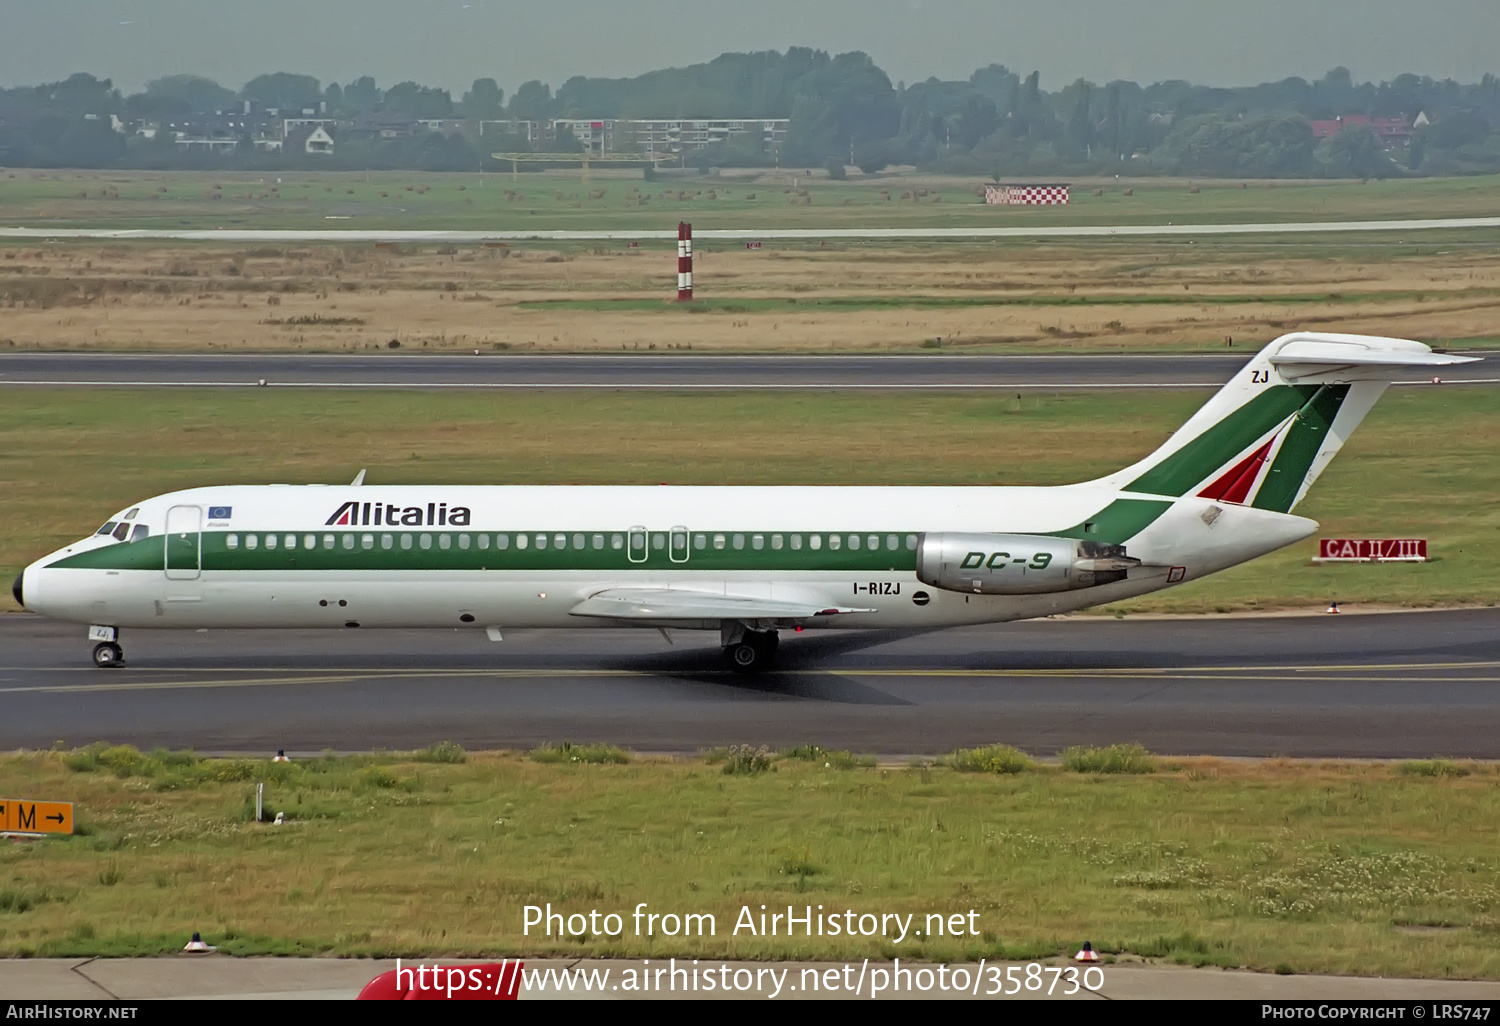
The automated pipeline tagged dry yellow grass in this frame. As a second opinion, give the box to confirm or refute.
[2,240,1498,353]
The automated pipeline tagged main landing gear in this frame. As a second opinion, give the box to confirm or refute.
[89,625,123,668]
[723,626,779,674]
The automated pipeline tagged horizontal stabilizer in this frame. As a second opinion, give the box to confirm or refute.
[1269,334,1480,378]
[569,588,874,622]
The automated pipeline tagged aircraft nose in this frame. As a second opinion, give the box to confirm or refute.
[11,570,23,609]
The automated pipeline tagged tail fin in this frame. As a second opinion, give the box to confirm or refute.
[1088,332,1479,513]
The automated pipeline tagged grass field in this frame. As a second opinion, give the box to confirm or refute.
[1,746,1497,978]
[3,233,1499,354]
[5,170,1500,231]
[3,385,1495,613]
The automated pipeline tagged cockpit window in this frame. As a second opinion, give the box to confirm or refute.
[123,508,140,521]
[96,522,118,536]
[112,522,131,542]
[130,525,150,543]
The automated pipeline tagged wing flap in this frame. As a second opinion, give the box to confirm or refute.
[569,588,874,621]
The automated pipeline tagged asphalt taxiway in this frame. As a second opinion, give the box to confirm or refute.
[3,609,1497,758]
[1,351,1494,390]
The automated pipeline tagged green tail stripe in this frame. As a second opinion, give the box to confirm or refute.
[1251,384,1351,513]
[1126,385,1320,497]
[1046,498,1174,545]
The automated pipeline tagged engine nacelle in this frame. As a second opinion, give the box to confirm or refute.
[915,533,1141,595]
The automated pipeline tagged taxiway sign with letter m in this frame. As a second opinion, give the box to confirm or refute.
[0,798,74,834]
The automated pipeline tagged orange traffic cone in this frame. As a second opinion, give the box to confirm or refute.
[1074,941,1099,962]
[1326,602,1340,614]
[183,931,217,953]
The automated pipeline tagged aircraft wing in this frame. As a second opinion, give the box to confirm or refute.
[569,588,875,622]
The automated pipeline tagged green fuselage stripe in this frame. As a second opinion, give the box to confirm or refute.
[47,498,1180,575]
[1043,498,1174,546]
[52,530,924,574]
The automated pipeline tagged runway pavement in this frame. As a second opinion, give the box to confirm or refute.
[6,215,1500,242]
[3,608,1497,758]
[1,351,1494,389]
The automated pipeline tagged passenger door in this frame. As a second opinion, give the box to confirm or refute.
[627,526,648,564]
[164,505,202,580]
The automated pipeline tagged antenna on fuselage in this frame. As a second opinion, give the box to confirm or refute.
[350,469,367,487]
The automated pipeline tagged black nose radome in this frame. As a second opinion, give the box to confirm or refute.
[11,571,22,609]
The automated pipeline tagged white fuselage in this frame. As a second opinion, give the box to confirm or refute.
[19,482,1316,634]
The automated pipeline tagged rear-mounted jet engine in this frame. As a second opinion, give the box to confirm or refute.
[915,533,1141,595]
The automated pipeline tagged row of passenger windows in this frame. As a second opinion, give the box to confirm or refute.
[222,532,921,553]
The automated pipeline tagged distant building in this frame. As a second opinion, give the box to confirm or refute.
[346,115,417,140]
[623,118,788,155]
[478,119,543,144]
[168,113,272,152]
[282,117,336,140]
[414,118,470,137]
[477,117,787,156]
[303,126,334,155]
[284,125,334,155]
[1310,114,1416,149]
[552,118,618,154]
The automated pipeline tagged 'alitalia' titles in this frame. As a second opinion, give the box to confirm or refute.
[325,501,472,528]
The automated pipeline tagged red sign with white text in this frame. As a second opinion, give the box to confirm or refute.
[1317,539,1428,562]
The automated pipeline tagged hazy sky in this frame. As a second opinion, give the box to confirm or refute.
[2,0,1494,95]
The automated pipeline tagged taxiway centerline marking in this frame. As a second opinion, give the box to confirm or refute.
[6,659,1495,675]
[6,669,1498,695]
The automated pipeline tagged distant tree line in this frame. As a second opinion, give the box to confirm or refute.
[1,52,1498,176]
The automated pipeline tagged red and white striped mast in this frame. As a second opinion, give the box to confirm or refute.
[676,221,693,301]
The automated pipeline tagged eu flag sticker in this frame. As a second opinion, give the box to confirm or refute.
[208,506,233,520]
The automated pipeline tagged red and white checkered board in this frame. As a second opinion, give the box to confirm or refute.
[1009,185,1067,205]
[987,185,1069,205]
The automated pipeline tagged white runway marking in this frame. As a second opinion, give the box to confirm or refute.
[4,216,1500,243]
[0,378,1228,389]
[2,379,1495,390]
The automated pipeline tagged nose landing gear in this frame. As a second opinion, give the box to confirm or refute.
[88,625,122,667]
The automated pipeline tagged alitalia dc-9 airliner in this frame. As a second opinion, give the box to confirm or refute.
[13,332,1476,672]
